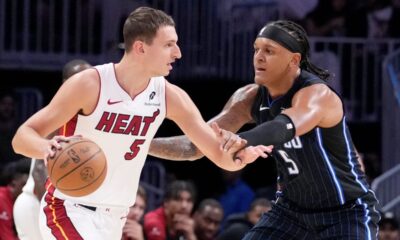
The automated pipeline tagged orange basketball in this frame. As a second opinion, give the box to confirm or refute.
[47,137,107,197]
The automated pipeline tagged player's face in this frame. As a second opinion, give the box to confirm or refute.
[127,195,146,221]
[253,38,295,87]
[144,25,182,77]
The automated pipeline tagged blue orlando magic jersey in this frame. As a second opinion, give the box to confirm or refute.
[251,70,372,209]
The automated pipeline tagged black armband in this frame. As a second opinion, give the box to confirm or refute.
[239,114,296,146]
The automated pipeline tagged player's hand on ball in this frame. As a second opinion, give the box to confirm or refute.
[234,145,273,166]
[45,135,82,163]
[211,122,247,153]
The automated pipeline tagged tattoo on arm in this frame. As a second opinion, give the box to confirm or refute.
[149,135,203,161]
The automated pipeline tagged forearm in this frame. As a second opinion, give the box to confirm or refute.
[149,135,204,161]
[240,114,295,147]
[12,126,49,160]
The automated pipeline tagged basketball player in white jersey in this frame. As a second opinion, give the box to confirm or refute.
[12,59,92,240]
[12,7,272,240]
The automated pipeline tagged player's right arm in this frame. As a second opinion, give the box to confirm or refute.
[148,84,258,160]
[12,69,100,160]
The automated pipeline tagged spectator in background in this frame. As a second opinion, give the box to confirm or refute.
[122,185,147,240]
[0,158,30,240]
[193,199,224,240]
[379,214,400,240]
[218,169,254,223]
[304,0,351,37]
[144,180,197,240]
[62,59,92,82]
[217,198,271,240]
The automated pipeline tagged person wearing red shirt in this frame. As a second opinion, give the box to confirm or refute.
[144,180,196,240]
[0,158,30,240]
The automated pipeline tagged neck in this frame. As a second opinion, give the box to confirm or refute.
[267,68,300,99]
[115,54,153,98]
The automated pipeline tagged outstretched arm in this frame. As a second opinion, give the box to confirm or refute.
[165,82,268,171]
[149,84,258,160]
[238,84,343,147]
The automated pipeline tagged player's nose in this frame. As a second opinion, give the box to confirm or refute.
[174,45,182,59]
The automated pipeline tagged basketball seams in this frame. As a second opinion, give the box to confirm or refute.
[49,140,94,177]
[55,148,103,188]
[59,161,107,192]
[47,138,107,197]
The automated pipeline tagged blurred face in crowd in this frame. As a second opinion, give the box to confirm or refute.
[164,190,194,218]
[379,223,400,240]
[127,194,146,221]
[247,204,271,225]
[194,205,223,240]
[0,95,16,121]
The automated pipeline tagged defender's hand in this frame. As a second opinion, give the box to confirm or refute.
[234,145,273,165]
[211,122,247,153]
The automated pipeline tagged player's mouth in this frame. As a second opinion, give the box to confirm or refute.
[255,67,266,74]
[168,62,174,70]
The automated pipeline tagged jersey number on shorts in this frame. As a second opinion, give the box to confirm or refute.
[278,150,299,175]
[125,139,145,160]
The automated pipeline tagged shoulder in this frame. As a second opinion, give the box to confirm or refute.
[223,84,259,112]
[231,84,259,102]
[67,68,100,88]
[165,80,188,97]
[165,81,197,119]
[294,83,339,105]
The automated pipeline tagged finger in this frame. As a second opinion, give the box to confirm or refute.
[260,145,274,153]
[255,148,269,158]
[223,137,236,152]
[234,158,242,165]
[43,153,50,166]
[211,122,222,136]
[224,136,247,152]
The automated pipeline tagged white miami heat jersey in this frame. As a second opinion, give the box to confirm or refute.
[55,63,166,208]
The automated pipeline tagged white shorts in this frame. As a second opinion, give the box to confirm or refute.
[39,193,129,240]
[13,191,43,240]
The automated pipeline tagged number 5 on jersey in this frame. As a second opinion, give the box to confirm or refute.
[278,150,299,175]
[125,139,145,160]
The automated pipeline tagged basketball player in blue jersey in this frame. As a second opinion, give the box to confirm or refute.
[149,20,380,239]
[11,7,271,240]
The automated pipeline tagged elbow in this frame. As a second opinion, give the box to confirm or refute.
[11,133,21,155]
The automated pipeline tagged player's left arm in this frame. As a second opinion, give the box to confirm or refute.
[237,84,343,147]
[166,82,270,171]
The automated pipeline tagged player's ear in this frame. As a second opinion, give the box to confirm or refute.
[132,41,145,54]
[291,53,301,67]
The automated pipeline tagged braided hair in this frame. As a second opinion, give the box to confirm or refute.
[269,20,331,81]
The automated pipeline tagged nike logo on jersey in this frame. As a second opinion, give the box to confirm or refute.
[259,106,270,111]
[107,99,123,105]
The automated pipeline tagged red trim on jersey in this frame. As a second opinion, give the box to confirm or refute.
[43,180,83,240]
[60,115,78,137]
